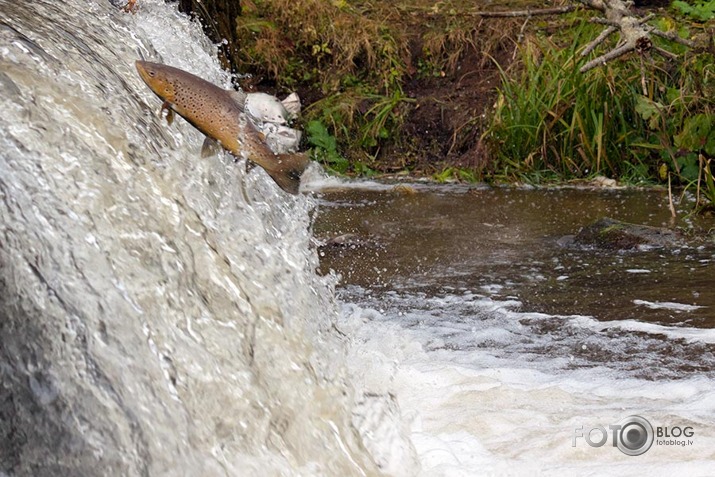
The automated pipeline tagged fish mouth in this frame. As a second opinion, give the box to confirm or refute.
[135,60,154,86]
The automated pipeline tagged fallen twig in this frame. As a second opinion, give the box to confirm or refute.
[576,0,696,72]
[469,6,579,17]
[466,1,697,72]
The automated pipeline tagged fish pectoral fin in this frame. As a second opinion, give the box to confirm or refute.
[160,101,174,125]
[200,137,222,158]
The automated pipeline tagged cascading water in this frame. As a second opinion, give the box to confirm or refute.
[4,1,714,476]
[0,1,416,475]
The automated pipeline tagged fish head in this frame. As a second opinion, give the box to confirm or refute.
[135,60,177,103]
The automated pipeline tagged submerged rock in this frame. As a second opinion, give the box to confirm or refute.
[569,217,680,250]
[241,91,303,154]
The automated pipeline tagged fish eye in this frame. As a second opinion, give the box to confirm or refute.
[148,71,156,77]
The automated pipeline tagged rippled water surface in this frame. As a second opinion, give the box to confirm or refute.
[316,186,715,376]
[315,184,715,474]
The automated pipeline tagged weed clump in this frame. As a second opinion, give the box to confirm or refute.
[483,12,715,209]
[235,0,408,91]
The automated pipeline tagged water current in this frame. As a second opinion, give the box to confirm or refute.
[315,184,715,475]
[1,1,713,476]
[0,1,407,475]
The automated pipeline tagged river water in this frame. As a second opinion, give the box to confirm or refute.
[311,183,715,474]
[1,1,714,476]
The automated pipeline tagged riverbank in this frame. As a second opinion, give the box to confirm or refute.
[175,0,714,207]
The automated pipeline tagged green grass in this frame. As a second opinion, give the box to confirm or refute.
[482,15,715,212]
[483,24,649,181]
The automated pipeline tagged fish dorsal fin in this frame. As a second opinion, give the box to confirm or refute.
[229,90,247,111]
[201,137,222,158]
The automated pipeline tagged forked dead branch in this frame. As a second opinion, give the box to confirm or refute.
[470,0,698,72]
[575,0,696,72]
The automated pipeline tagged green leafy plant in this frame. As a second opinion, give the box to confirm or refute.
[433,167,479,183]
[304,86,413,170]
[306,120,349,174]
[674,114,715,156]
[358,89,414,148]
[672,0,715,22]
[631,52,715,208]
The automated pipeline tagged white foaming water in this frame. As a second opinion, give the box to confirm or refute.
[302,169,484,195]
[340,289,715,475]
[0,1,415,474]
[571,316,715,344]
[301,169,405,193]
[633,299,705,313]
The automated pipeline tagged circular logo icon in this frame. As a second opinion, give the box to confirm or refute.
[616,415,654,456]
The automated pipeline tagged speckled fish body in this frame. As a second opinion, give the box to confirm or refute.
[135,60,308,194]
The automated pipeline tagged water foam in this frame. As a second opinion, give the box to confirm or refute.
[0,1,414,474]
[339,288,715,475]
[633,299,705,312]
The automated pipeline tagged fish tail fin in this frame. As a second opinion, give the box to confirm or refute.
[265,152,310,195]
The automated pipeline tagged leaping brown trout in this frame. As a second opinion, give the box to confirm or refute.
[135,60,309,195]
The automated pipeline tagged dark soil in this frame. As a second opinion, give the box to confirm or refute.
[389,40,512,174]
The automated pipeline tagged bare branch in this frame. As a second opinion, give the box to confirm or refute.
[591,17,620,27]
[575,0,607,12]
[650,28,696,48]
[582,26,618,56]
[469,6,578,17]
[652,45,679,60]
[581,42,634,72]
[638,13,656,25]
[460,0,697,72]
[574,0,694,72]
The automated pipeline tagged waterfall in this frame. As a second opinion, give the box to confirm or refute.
[0,1,411,474]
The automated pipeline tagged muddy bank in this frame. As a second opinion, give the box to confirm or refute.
[170,0,712,193]
[174,0,531,172]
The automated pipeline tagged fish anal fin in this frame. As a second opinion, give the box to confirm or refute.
[201,137,222,158]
